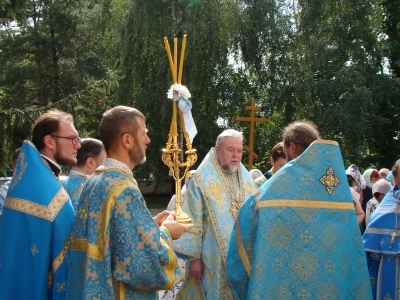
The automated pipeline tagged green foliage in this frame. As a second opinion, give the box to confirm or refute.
[0,0,119,175]
[1,0,399,178]
[381,0,400,77]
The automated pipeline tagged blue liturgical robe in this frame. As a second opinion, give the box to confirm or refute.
[364,186,400,300]
[227,140,372,300]
[66,166,181,300]
[173,148,256,300]
[0,140,75,299]
[62,171,87,211]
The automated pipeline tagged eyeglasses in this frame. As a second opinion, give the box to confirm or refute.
[51,135,81,145]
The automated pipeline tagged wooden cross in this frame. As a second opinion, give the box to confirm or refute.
[235,99,269,170]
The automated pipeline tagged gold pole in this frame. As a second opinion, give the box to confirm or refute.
[178,35,187,84]
[173,38,178,83]
[161,35,197,225]
[163,37,175,81]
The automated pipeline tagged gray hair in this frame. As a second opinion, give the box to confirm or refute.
[282,120,320,150]
[215,129,243,146]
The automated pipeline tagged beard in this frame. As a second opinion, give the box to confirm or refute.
[221,163,239,175]
[54,143,77,166]
[129,135,146,166]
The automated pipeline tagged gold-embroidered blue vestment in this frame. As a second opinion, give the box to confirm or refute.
[227,140,372,300]
[66,165,181,299]
[173,148,256,300]
[0,140,75,299]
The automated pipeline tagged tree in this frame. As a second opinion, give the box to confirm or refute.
[0,0,118,175]
[381,0,400,78]
[114,0,253,184]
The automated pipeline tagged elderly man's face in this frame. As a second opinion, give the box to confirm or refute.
[216,137,243,174]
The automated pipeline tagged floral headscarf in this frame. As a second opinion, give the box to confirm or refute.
[346,164,366,190]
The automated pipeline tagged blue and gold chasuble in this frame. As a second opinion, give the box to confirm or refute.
[61,170,87,211]
[364,186,400,300]
[66,166,181,300]
[227,140,372,300]
[173,148,256,300]
[0,140,75,299]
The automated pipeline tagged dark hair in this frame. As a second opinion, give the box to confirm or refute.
[270,142,286,162]
[32,109,74,150]
[392,159,400,179]
[76,138,104,167]
[283,120,320,151]
[99,106,145,152]
[12,147,21,164]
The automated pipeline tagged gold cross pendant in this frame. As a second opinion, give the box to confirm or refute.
[390,231,398,249]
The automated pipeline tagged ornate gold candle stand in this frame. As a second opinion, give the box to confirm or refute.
[161,35,197,224]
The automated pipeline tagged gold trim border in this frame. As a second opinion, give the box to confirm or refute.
[256,199,354,210]
[70,180,135,261]
[236,220,251,277]
[4,188,70,222]
[48,236,72,288]
[313,139,339,146]
[160,237,178,290]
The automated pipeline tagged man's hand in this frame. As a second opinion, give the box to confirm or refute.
[189,259,203,280]
[161,212,189,240]
[153,210,170,226]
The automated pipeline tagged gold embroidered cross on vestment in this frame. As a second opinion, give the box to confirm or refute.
[319,166,340,196]
[30,244,39,256]
[77,205,89,231]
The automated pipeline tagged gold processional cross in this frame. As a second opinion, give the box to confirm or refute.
[235,98,269,170]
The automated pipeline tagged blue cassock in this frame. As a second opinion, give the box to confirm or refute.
[62,172,86,211]
[0,140,75,299]
[364,186,400,300]
[66,167,181,300]
[227,139,372,300]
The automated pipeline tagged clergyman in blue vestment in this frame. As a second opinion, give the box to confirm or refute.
[227,121,372,300]
[364,159,400,300]
[173,129,256,300]
[62,138,105,211]
[0,109,80,299]
[66,106,188,300]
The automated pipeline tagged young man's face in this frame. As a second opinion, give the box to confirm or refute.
[271,157,287,173]
[52,120,81,166]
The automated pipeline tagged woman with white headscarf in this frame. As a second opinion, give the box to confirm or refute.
[365,179,392,225]
[362,168,380,185]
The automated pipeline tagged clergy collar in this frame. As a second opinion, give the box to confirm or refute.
[101,158,133,177]
[69,169,87,177]
[40,154,62,177]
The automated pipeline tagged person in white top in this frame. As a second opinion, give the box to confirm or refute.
[365,178,392,225]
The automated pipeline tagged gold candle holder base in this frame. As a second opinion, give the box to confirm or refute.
[175,211,193,225]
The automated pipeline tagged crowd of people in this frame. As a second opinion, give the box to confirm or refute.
[0,107,398,300]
